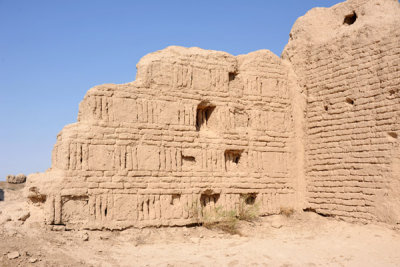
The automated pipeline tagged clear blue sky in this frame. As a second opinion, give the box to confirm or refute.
[0,0,342,180]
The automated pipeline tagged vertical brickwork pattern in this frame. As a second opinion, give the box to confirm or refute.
[34,47,300,229]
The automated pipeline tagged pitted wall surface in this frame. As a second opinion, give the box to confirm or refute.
[283,0,400,224]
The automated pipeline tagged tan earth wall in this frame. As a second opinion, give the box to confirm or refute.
[283,0,400,224]
[26,0,400,229]
[28,47,304,229]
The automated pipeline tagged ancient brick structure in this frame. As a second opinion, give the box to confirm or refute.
[283,0,400,224]
[27,0,400,229]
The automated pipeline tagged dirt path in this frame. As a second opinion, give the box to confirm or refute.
[1,183,400,266]
[1,214,400,266]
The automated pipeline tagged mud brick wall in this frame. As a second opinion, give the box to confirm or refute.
[28,0,400,230]
[41,48,301,229]
[286,14,400,223]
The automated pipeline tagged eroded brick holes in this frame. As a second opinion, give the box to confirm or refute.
[346,97,355,105]
[344,11,357,25]
[388,132,398,139]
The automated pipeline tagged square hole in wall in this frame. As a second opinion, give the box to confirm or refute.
[170,194,181,205]
[241,193,257,205]
[225,150,243,171]
[229,72,237,82]
[200,193,220,216]
[196,101,216,131]
[182,155,196,164]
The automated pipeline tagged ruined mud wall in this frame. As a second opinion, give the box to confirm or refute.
[283,0,400,224]
[29,47,302,229]
[27,0,400,229]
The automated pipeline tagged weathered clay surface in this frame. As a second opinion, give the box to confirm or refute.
[26,0,400,229]
[283,0,400,224]
[27,47,302,229]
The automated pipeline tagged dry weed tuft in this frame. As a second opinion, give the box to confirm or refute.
[238,194,259,222]
[186,194,261,235]
[280,207,294,217]
[202,207,240,235]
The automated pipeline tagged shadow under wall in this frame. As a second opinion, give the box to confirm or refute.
[0,189,4,201]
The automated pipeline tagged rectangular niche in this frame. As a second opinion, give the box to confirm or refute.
[240,193,257,205]
[225,149,243,171]
[182,155,196,165]
[229,72,237,82]
[200,193,220,216]
[170,194,181,205]
[196,101,216,131]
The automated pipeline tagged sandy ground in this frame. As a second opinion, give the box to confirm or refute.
[1,182,400,267]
